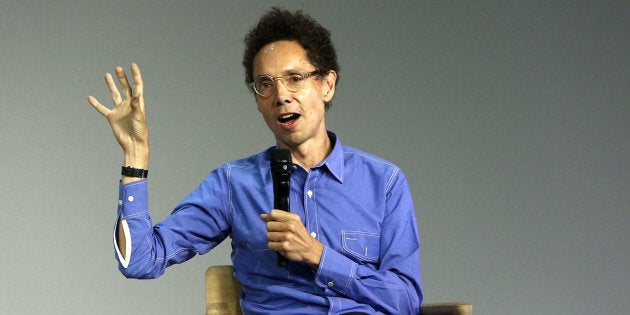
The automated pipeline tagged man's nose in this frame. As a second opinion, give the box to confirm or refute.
[273,80,292,106]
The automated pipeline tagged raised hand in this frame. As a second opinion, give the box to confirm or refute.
[88,63,149,171]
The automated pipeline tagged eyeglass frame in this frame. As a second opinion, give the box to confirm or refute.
[249,70,322,98]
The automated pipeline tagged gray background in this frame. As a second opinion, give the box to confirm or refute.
[1,1,628,314]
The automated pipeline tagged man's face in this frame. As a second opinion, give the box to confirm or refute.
[252,40,335,149]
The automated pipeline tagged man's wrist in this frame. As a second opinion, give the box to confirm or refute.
[306,241,324,270]
[123,146,150,169]
[121,149,149,184]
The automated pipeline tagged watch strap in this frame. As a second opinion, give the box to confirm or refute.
[121,166,148,178]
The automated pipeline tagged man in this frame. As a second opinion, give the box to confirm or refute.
[88,8,422,314]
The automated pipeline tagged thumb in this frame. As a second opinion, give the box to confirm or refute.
[87,96,110,117]
[260,213,269,221]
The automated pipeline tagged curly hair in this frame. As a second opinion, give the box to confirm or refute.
[243,7,340,110]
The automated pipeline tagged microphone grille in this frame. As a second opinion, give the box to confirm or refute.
[271,149,292,163]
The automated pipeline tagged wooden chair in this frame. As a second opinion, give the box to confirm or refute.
[206,265,472,315]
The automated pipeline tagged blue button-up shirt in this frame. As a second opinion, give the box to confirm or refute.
[115,132,422,314]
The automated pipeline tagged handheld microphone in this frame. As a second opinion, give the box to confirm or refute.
[270,149,293,266]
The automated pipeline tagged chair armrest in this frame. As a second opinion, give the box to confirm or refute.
[420,302,473,315]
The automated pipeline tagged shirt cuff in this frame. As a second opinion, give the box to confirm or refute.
[315,246,357,294]
[118,179,148,218]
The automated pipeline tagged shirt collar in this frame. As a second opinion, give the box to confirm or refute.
[317,131,344,183]
[268,131,345,183]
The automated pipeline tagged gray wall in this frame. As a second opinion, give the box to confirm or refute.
[1,1,628,314]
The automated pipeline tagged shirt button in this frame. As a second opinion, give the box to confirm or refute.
[307,190,313,198]
[127,196,134,202]
[118,200,123,205]
[327,281,334,287]
[310,232,317,238]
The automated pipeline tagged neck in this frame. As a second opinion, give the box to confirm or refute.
[279,132,332,172]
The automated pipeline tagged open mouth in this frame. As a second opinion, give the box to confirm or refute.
[278,113,301,124]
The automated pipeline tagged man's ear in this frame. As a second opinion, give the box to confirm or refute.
[322,70,337,102]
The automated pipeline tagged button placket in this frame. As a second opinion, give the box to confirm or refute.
[304,170,319,243]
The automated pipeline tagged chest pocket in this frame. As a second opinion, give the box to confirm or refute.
[341,230,380,263]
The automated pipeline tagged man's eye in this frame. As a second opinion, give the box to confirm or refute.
[287,75,304,83]
[257,79,273,88]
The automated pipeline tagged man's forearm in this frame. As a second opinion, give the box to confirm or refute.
[116,219,126,258]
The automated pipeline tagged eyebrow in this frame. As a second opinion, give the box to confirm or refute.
[254,68,311,79]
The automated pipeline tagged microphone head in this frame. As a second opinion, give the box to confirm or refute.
[271,149,292,163]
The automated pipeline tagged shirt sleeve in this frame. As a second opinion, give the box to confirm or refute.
[113,179,161,278]
[113,169,232,279]
[314,170,423,314]
[114,179,149,270]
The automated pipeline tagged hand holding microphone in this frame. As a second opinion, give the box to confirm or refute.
[263,149,324,268]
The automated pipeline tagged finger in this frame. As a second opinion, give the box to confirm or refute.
[266,231,286,242]
[267,240,286,254]
[267,209,295,222]
[87,96,110,117]
[267,234,290,251]
[131,63,144,96]
[129,92,144,113]
[115,66,132,99]
[104,73,122,105]
[265,221,288,233]
[261,211,297,223]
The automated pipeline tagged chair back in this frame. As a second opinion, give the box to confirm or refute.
[205,265,242,315]
[205,265,472,315]
[420,303,473,315]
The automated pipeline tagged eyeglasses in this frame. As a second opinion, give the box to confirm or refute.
[250,70,320,98]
